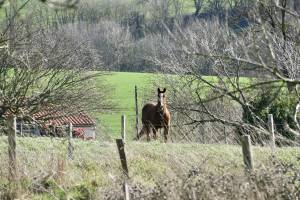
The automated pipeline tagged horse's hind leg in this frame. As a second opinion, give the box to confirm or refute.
[145,125,151,142]
[137,125,151,142]
[137,126,146,140]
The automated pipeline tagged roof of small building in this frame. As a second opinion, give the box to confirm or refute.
[34,109,96,126]
[49,113,95,126]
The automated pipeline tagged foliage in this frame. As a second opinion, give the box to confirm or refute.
[150,0,300,144]
[246,84,300,139]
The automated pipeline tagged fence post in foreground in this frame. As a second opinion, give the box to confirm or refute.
[268,114,276,153]
[135,85,139,139]
[241,135,254,171]
[7,115,18,198]
[20,121,23,136]
[7,115,17,181]
[121,115,126,143]
[116,139,130,200]
[224,126,228,144]
[68,123,74,159]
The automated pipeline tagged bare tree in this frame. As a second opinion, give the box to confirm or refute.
[151,0,300,145]
[207,0,226,15]
[0,0,111,198]
[0,1,113,130]
[0,0,80,9]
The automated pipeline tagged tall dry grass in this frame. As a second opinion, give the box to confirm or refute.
[0,136,299,199]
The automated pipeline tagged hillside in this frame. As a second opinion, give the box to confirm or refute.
[0,136,299,199]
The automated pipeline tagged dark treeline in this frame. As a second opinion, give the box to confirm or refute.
[28,0,300,78]
[35,0,261,74]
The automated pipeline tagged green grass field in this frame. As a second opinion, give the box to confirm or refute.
[0,136,299,199]
[92,72,252,140]
[93,72,156,140]
[0,0,198,21]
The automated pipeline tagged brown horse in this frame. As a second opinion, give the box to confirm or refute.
[138,88,171,142]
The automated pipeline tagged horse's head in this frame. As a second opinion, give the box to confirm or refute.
[157,88,166,110]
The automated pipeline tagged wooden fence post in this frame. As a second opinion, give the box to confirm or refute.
[7,116,17,181]
[224,126,227,144]
[121,115,126,143]
[241,135,254,170]
[221,97,228,144]
[20,121,23,137]
[116,139,130,200]
[268,114,276,152]
[7,115,18,198]
[135,85,139,139]
[68,123,73,159]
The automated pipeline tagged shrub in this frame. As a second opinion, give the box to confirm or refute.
[245,84,299,140]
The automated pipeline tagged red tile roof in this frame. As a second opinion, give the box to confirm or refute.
[34,109,95,126]
[49,113,95,126]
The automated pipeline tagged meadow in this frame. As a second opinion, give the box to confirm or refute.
[93,72,156,140]
[2,0,300,199]
[0,136,299,199]
[0,0,198,21]
[93,72,253,141]
[0,73,298,199]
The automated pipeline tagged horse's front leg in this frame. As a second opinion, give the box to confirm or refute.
[163,126,169,142]
[152,128,158,140]
[146,126,151,142]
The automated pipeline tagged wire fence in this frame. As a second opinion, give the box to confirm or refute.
[1,112,299,199]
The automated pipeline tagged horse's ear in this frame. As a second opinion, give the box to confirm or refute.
[163,88,166,93]
[157,88,161,93]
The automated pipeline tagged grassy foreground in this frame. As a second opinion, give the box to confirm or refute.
[0,136,299,199]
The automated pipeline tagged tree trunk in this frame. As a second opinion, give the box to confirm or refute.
[294,0,300,14]
[293,101,300,131]
[283,121,300,138]
[8,0,17,53]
